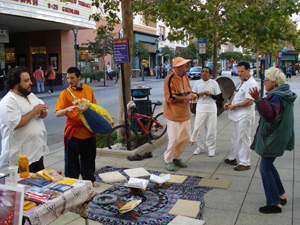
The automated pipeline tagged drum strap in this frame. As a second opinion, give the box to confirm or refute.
[67,88,78,104]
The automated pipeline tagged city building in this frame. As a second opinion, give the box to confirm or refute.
[0,0,95,77]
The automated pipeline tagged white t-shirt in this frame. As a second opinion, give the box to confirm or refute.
[107,64,112,73]
[0,92,49,168]
[192,79,221,113]
[228,76,258,122]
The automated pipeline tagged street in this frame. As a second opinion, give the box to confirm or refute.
[0,71,240,152]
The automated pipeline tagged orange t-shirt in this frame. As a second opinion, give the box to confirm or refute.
[46,70,56,80]
[163,72,192,122]
[55,85,97,139]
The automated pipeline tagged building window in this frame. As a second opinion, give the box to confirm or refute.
[5,48,15,62]
[31,47,46,54]
[159,26,165,41]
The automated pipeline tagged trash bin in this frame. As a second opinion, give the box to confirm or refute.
[131,86,152,131]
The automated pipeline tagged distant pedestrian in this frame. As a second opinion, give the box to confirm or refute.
[249,67,296,214]
[33,66,45,93]
[6,64,12,77]
[107,62,113,80]
[0,66,5,91]
[281,65,286,75]
[45,66,56,94]
[163,61,170,78]
[286,64,292,82]
[163,57,196,171]
[159,64,163,79]
[224,61,258,171]
[296,63,299,74]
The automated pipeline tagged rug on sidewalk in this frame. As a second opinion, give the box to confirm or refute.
[86,166,213,225]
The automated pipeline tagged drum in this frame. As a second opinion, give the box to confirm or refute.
[78,102,114,134]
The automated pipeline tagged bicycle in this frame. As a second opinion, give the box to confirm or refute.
[106,101,167,150]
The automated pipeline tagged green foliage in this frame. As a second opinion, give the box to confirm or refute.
[161,46,175,61]
[111,70,118,78]
[229,0,300,55]
[84,31,115,58]
[96,132,149,148]
[133,42,149,61]
[82,71,104,81]
[219,51,243,61]
[91,0,300,69]
[90,0,121,36]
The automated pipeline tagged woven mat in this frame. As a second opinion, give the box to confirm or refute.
[86,166,213,225]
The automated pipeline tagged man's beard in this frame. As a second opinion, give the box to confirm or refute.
[18,85,31,97]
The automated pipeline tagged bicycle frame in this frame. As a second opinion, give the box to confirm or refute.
[132,112,163,134]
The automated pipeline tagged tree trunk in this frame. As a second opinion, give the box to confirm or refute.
[212,4,219,79]
[213,28,218,79]
[118,0,134,125]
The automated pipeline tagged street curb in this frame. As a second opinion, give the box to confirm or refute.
[96,134,167,158]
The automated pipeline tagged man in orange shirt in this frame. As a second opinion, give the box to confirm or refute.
[55,67,99,187]
[163,57,196,171]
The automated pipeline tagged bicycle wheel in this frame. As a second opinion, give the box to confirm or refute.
[149,112,167,140]
[106,125,140,150]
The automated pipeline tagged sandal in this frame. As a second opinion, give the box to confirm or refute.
[142,152,153,159]
[127,154,143,161]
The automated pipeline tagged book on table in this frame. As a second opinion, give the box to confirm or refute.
[150,174,170,184]
[18,178,52,187]
[124,177,149,190]
[119,199,142,214]
[43,169,63,182]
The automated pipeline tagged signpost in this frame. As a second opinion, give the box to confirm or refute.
[260,59,266,98]
[113,38,130,150]
[197,38,207,43]
[198,39,207,66]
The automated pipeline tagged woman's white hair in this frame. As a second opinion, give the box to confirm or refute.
[265,67,286,87]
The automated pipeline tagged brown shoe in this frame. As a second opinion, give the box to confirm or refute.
[234,165,251,171]
[224,158,237,165]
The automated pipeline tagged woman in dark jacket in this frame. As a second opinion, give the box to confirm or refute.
[249,67,296,214]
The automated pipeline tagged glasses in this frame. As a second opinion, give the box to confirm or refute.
[263,79,271,83]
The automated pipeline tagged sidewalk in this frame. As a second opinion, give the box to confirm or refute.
[0,75,162,100]
[2,75,300,225]
[49,78,299,224]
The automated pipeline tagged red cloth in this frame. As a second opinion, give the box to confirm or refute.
[64,118,96,145]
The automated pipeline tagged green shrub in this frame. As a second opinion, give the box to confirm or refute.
[112,70,118,78]
[96,132,149,149]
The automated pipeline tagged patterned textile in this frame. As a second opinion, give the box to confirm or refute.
[23,180,95,225]
[88,166,213,225]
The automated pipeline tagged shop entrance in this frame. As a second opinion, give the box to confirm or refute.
[32,54,46,72]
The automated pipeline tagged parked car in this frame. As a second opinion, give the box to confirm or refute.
[187,66,202,79]
[231,64,238,76]
[205,62,222,76]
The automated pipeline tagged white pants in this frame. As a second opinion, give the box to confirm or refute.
[190,112,217,153]
[228,116,252,166]
[164,119,190,163]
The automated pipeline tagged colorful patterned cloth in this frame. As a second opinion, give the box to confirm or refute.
[88,166,213,225]
[23,180,95,225]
